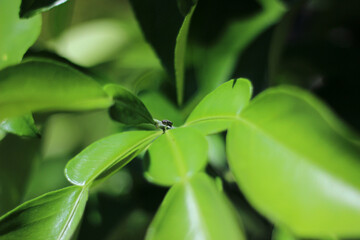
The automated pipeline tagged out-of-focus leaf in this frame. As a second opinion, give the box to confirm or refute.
[0,186,88,240]
[65,130,162,186]
[177,0,197,16]
[272,228,298,240]
[104,84,155,125]
[184,79,252,135]
[206,134,226,170]
[0,0,41,70]
[0,114,40,138]
[227,86,360,237]
[140,92,184,127]
[175,4,196,105]
[0,135,40,215]
[20,0,70,18]
[0,60,112,121]
[146,173,246,240]
[129,0,183,76]
[51,19,128,67]
[195,0,286,93]
[145,127,208,186]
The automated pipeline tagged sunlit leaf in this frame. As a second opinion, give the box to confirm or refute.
[0,0,41,70]
[20,0,70,18]
[0,186,88,240]
[185,79,252,135]
[145,127,208,186]
[146,173,246,240]
[272,228,298,240]
[227,86,360,237]
[104,84,155,125]
[175,4,196,105]
[65,130,162,186]
[0,60,113,121]
[0,114,40,138]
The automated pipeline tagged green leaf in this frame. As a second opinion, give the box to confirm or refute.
[184,79,252,135]
[140,92,184,127]
[104,84,155,125]
[146,173,246,240]
[195,0,286,93]
[0,60,113,121]
[227,86,360,237]
[272,228,298,240]
[177,0,197,16]
[65,130,162,186]
[0,186,88,240]
[145,127,208,186]
[175,4,196,105]
[0,114,40,138]
[20,0,70,18]
[0,0,41,70]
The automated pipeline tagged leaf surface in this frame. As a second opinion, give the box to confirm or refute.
[0,60,112,121]
[104,84,154,125]
[146,173,246,240]
[0,0,41,70]
[146,127,208,186]
[0,114,40,138]
[185,79,252,135]
[227,86,360,237]
[0,186,88,240]
[65,130,162,186]
[175,4,196,105]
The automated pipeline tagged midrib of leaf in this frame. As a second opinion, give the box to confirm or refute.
[166,131,188,178]
[57,187,87,240]
[83,131,162,186]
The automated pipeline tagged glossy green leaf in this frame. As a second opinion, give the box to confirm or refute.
[0,114,40,138]
[196,0,286,93]
[65,130,162,186]
[184,79,252,135]
[175,4,196,105]
[146,173,246,240]
[140,92,184,127]
[0,186,88,240]
[145,127,208,186]
[227,86,360,237]
[0,60,113,121]
[104,84,155,125]
[0,0,41,70]
[20,0,70,18]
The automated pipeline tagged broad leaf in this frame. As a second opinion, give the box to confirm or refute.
[65,130,162,186]
[146,173,246,240]
[0,114,40,138]
[145,127,207,186]
[104,84,155,125]
[175,4,196,105]
[20,0,70,18]
[272,228,298,240]
[0,186,88,240]
[0,0,41,70]
[185,79,252,135]
[227,86,360,237]
[0,60,113,121]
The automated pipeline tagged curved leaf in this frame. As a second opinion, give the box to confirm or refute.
[0,60,113,121]
[0,114,40,138]
[145,127,208,186]
[146,173,246,240]
[104,84,154,125]
[175,4,196,105]
[65,130,162,186]
[0,186,88,240]
[227,86,360,237]
[185,79,252,135]
[0,0,41,70]
[20,0,70,18]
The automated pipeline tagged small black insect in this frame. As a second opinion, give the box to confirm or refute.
[161,119,173,128]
